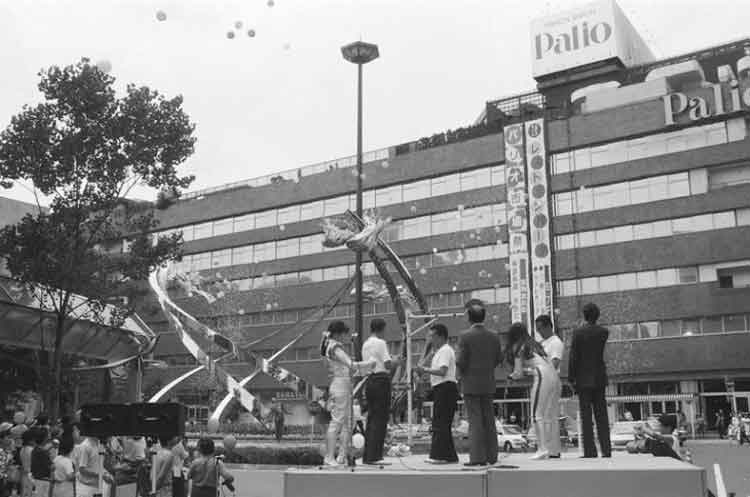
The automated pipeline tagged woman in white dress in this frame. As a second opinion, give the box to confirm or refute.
[507,322,561,460]
[320,320,375,466]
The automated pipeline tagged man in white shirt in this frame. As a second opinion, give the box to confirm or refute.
[361,318,396,464]
[416,323,459,464]
[536,314,563,457]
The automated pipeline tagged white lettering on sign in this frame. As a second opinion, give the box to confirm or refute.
[663,81,750,125]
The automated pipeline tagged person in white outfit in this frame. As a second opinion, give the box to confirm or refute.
[508,322,561,460]
[321,320,376,466]
[536,314,563,457]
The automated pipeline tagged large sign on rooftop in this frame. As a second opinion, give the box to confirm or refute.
[530,0,654,78]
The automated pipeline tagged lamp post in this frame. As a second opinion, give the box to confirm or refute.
[341,41,379,362]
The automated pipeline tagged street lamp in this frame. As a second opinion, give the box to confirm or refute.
[341,40,379,362]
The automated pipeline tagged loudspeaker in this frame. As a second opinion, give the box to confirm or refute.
[80,403,185,438]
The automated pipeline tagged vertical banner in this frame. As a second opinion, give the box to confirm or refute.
[525,119,554,329]
[504,124,532,331]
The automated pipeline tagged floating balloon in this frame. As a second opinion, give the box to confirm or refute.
[419,267,427,275]
[248,29,256,37]
[410,205,417,214]
[223,435,237,451]
[267,0,275,6]
[234,21,243,29]
[156,10,167,21]
[96,60,112,73]
[279,224,286,231]
[227,31,235,39]
[207,418,220,434]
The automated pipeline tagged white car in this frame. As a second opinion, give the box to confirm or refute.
[497,424,529,452]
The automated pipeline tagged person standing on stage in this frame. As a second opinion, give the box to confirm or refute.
[417,323,459,464]
[508,322,561,460]
[321,320,376,466]
[568,302,612,458]
[361,318,398,465]
[536,314,563,458]
[456,299,503,466]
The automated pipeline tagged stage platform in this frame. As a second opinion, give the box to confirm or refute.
[229,452,706,497]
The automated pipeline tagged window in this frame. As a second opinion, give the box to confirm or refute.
[403,216,431,239]
[253,242,276,262]
[702,316,723,334]
[213,218,233,237]
[323,266,348,281]
[636,270,657,289]
[277,205,300,225]
[192,252,211,271]
[276,272,299,287]
[661,320,681,337]
[560,280,578,296]
[211,249,231,268]
[598,275,617,293]
[375,185,402,207]
[713,211,736,229]
[681,319,700,336]
[299,235,319,256]
[677,267,698,284]
[556,234,575,250]
[620,324,639,340]
[324,196,349,216]
[709,163,750,190]
[554,192,574,216]
[433,250,461,266]
[460,168,490,191]
[495,287,510,303]
[431,173,460,197]
[581,277,598,295]
[596,228,615,245]
[462,206,491,230]
[613,226,633,243]
[617,273,637,291]
[431,212,459,235]
[403,179,431,201]
[193,222,213,239]
[578,230,596,247]
[724,314,747,332]
[737,208,750,226]
[490,165,505,186]
[300,201,324,221]
[656,268,678,286]
[276,238,299,259]
[668,173,691,197]
[255,210,276,229]
[639,322,660,339]
[234,214,254,232]
[298,269,323,283]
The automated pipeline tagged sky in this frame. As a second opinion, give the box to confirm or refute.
[1,0,749,206]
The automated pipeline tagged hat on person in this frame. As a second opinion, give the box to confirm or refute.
[13,412,26,425]
[0,422,12,435]
[327,320,350,335]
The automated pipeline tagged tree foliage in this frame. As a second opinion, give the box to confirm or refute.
[0,58,197,416]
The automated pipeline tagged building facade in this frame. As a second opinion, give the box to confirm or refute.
[142,35,750,431]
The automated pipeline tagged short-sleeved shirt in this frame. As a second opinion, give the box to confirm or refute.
[541,335,564,372]
[362,336,391,374]
[76,438,101,487]
[430,344,457,387]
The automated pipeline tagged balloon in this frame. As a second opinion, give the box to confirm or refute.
[352,433,365,449]
[96,60,112,73]
[247,29,256,38]
[223,435,237,451]
[227,31,235,39]
[13,412,25,424]
[156,10,167,21]
[207,418,220,434]
[234,21,243,30]
[267,0,274,6]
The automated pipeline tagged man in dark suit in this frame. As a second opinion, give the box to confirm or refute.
[456,299,503,466]
[568,302,612,458]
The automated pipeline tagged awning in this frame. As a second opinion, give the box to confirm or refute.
[0,276,153,361]
[607,394,697,403]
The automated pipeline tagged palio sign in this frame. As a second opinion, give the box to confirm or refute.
[531,0,654,78]
[663,81,750,125]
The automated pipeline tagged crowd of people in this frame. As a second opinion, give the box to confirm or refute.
[317,298,704,466]
[0,413,234,497]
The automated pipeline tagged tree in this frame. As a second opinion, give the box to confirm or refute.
[0,58,196,419]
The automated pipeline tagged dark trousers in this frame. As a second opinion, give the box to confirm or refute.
[578,386,611,457]
[172,476,186,497]
[464,394,498,464]
[364,374,391,463]
[430,381,459,462]
[274,419,284,442]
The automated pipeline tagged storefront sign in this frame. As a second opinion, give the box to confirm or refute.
[663,80,750,125]
[504,124,532,330]
[525,119,554,330]
[531,0,654,78]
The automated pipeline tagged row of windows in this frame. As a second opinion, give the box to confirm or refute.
[550,119,745,174]
[558,259,750,297]
[553,172,691,216]
[204,287,510,331]
[158,165,506,242]
[171,202,507,273]
[581,313,750,342]
[176,242,507,297]
[555,208,750,250]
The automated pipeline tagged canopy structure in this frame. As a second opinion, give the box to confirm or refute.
[0,276,154,361]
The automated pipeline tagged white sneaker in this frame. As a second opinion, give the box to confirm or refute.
[324,458,340,467]
[336,454,346,464]
[529,451,550,460]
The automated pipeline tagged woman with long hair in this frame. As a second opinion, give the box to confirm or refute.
[507,322,561,460]
[320,320,375,466]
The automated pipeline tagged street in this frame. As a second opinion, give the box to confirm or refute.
[687,441,750,497]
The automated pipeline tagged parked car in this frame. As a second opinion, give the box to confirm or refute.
[497,424,528,452]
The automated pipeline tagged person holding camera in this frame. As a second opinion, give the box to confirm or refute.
[187,438,234,497]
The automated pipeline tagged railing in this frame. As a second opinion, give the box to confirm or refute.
[486,90,547,119]
[181,147,391,200]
